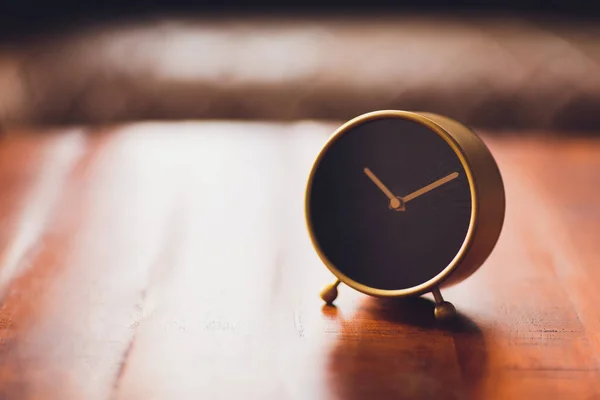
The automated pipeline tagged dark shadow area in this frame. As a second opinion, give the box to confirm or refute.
[324,296,487,399]
[3,0,600,41]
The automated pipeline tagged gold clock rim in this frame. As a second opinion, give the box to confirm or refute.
[304,109,479,298]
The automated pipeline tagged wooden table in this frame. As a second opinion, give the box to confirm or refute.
[0,122,599,399]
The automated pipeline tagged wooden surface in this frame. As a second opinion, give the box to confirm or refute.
[0,122,599,399]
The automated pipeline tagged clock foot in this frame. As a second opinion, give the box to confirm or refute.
[432,287,456,321]
[320,279,341,305]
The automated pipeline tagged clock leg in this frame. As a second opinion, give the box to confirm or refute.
[320,279,341,305]
[431,287,456,321]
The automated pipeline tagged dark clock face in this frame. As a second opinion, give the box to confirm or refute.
[308,116,473,291]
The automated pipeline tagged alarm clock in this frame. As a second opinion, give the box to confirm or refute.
[304,110,505,320]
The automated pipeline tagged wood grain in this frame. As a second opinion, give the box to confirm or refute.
[0,123,599,399]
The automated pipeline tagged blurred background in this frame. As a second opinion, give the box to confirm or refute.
[2,0,600,133]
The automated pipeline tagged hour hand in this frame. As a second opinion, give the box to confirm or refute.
[363,168,404,210]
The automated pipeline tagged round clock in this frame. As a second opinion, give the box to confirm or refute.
[304,110,505,320]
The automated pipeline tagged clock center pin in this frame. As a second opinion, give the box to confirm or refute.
[389,197,405,211]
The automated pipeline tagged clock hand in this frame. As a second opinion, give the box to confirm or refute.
[403,172,459,203]
[363,168,395,200]
[363,168,403,210]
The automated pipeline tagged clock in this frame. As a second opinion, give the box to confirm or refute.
[304,110,505,320]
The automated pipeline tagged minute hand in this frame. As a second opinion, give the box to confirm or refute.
[403,172,459,203]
